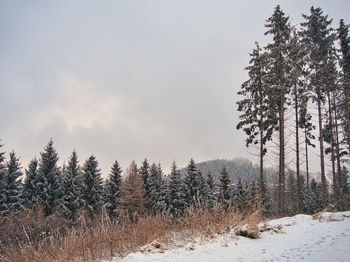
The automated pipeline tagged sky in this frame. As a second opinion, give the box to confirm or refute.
[0,0,349,177]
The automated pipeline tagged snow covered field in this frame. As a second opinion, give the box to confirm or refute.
[113,211,350,262]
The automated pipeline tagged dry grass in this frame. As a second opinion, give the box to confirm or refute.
[0,206,263,262]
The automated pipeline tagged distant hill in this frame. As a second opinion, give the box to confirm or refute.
[177,158,277,184]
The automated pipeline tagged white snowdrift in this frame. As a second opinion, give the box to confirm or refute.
[110,211,350,262]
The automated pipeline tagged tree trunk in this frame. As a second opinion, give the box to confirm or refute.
[294,85,301,213]
[279,84,286,216]
[317,87,327,208]
[333,96,343,208]
[259,101,264,208]
[305,127,310,214]
[327,92,337,202]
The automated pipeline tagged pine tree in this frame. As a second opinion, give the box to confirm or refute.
[237,42,273,209]
[22,158,39,209]
[197,170,209,208]
[299,92,316,213]
[338,19,350,158]
[0,152,23,216]
[264,5,292,216]
[104,160,123,219]
[301,6,336,208]
[289,29,307,213]
[0,141,6,213]
[82,155,103,219]
[341,166,349,204]
[168,161,186,217]
[147,163,167,215]
[120,161,146,221]
[233,177,246,211]
[37,139,62,216]
[286,169,298,215]
[309,178,323,213]
[258,174,272,216]
[218,166,231,210]
[139,159,151,200]
[206,171,217,210]
[183,159,201,209]
[61,151,84,222]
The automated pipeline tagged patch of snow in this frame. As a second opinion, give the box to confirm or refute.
[110,211,350,262]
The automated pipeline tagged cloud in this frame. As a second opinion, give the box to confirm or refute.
[33,75,121,131]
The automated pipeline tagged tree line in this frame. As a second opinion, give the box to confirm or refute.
[0,139,267,223]
[237,5,350,216]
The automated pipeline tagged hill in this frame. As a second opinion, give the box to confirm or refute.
[177,158,277,184]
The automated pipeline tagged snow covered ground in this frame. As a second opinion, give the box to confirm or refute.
[111,211,350,262]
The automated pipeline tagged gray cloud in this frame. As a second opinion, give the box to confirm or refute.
[0,0,349,175]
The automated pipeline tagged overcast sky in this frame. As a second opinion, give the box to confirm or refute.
[0,0,349,176]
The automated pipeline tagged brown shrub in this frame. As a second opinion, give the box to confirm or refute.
[1,205,262,262]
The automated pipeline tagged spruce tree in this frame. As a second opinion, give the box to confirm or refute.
[0,152,23,216]
[0,141,6,213]
[289,29,308,213]
[301,6,335,208]
[218,166,231,210]
[37,139,62,216]
[61,151,84,222]
[309,178,323,213]
[233,177,246,212]
[168,161,186,217]
[139,159,151,199]
[147,163,167,215]
[104,160,123,219]
[237,42,273,209]
[206,171,217,210]
[22,158,39,209]
[299,93,316,213]
[82,155,103,218]
[338,19,350,158]
[183,159,201,208]
[264,5,292,216]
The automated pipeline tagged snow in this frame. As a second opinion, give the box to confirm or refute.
[110,211,350,262]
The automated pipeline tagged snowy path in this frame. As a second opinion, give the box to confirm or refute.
[117,211,350,262]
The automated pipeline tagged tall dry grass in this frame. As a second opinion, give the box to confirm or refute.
[0,205,262,262]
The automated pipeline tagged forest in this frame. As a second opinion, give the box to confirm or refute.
[0,4,349,262]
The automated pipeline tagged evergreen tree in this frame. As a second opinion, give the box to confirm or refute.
[0,141,6,213]
[341,166,350,204]
[309,178,323,213]
[82,155,103,218]
[233,177,246,211]
[104,160,123,219]
[237,42,273,209]
[286,169,298,215]
[338,19,350,158]
[139,159,151,199]
[168,161,186,217]
[61,151,84,222]
[301,6,336,208]
[0,152,23,216]
[198,170,209,208]
[289,29,308,213]
[206,171,217,210]
[37,139,62,216]
[22,158,39,209]
[148,163,167,215]
[258,174,272,216]
[299,92,316,213]
[264,5,292,216]
[218,166,231,209]
[183,159,201,208]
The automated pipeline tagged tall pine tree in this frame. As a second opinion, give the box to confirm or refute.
[82,155,103,219]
